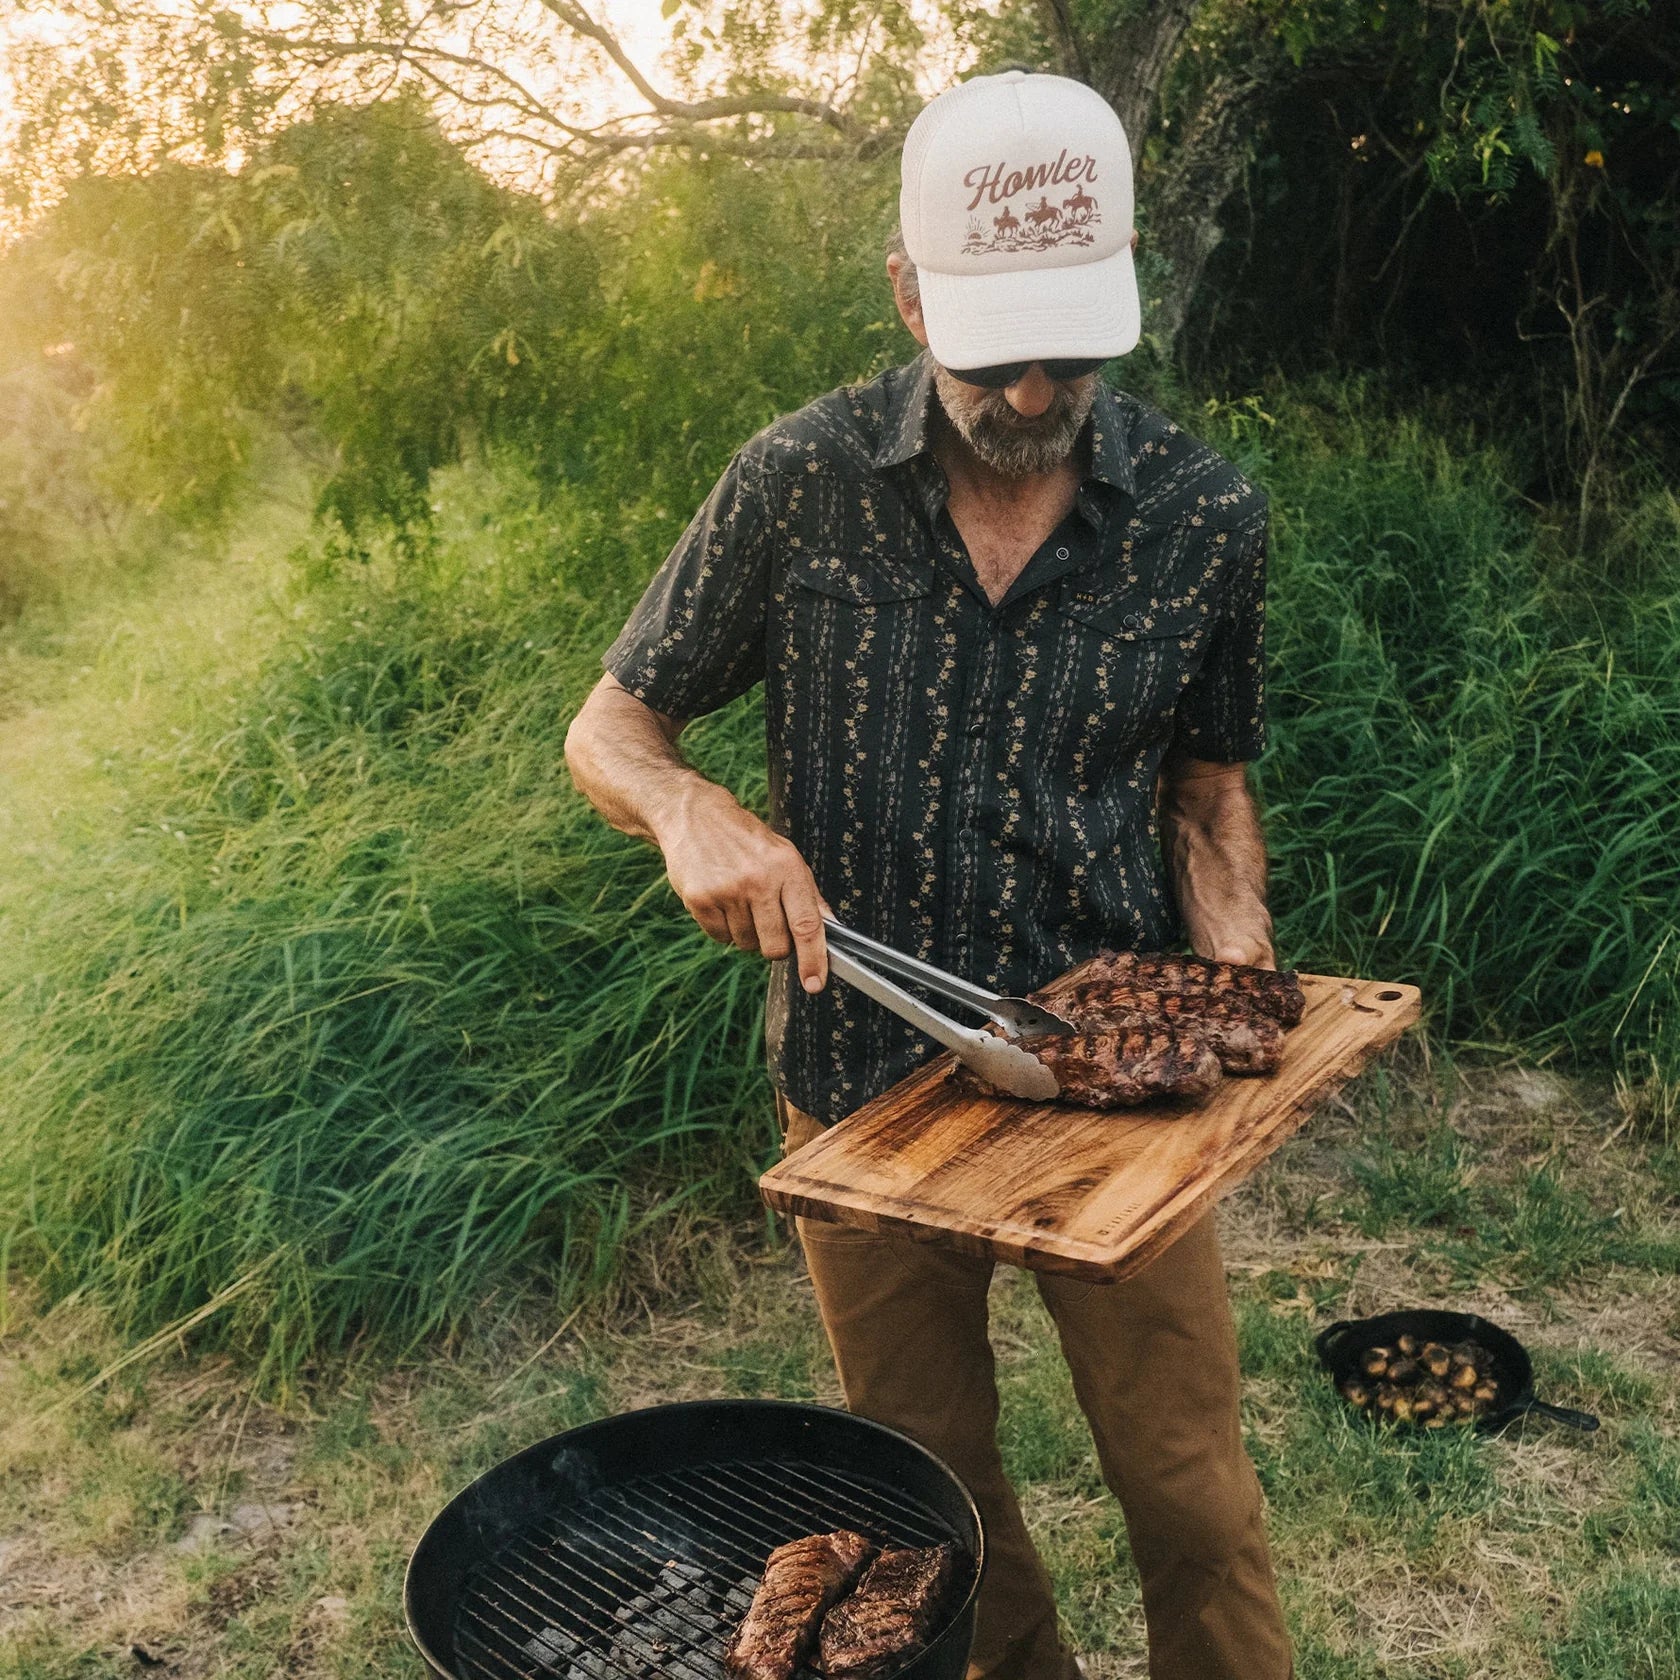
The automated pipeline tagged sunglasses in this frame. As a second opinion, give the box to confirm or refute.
[944,356,1111,389]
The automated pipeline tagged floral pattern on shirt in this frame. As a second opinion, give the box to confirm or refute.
[603,350,1268,1124]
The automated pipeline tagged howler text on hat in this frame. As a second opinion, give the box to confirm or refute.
[898,69,1140,370]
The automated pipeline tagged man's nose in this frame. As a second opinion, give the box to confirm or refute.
[1002,364,1057,418]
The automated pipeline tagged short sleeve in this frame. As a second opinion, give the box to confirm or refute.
[1171,500,1268,762]
[602,448,777,719]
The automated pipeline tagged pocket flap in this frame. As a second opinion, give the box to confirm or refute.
[1057,582,1213,640]
[792,553,935,605]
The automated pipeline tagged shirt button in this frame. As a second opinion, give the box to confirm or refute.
[1124,613,1143,630]
[1055,546,1069,560]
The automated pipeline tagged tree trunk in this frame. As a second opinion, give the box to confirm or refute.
[1086,0,1204,149]
[1038,0,1282,362]
[1139,52,1283,359]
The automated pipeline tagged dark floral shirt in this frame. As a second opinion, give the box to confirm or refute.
[603,349,1269,1124]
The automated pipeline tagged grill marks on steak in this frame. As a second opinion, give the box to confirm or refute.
[946,948,1307,1107]
[814,1544,957,1680]
[950,1021,1222,1107]
[1020,1024,1222,1107]
[1040,983,1288,1075]
[724,1530,876,1680]
[1040,951,1306,1027]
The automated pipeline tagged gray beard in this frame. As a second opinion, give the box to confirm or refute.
[932,364,1100,478]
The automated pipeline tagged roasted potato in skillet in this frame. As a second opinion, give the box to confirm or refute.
[1335,1337,1500,1427]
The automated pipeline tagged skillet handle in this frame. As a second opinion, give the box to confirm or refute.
[1524,1398,1600,1433]
[1314,1321,1358,1365]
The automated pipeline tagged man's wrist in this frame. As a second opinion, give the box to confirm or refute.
[648,772,741,853]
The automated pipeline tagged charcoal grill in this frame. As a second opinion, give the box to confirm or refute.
[406,1401,985,1680]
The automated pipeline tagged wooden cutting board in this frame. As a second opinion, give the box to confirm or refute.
[759,973,1421,1282]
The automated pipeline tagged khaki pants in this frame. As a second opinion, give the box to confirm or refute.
[777,1094,1292,1680]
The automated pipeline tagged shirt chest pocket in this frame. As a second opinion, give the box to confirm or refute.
[777,555,939,751]
[1053,580,1216,770]
[786,552,934,670]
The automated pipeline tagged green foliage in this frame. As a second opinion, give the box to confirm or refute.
[1336,1090,1678,1292]
[1,95,902,562]
[1,161,277,530]
[1211,374,1680,1093]
[3,101,1679,1378]
[1196,0,1680,519]
[1345,1124,1478,1236]
[1550,1571,1680,1680]
[0,463,776,1388]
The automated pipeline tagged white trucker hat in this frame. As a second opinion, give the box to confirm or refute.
[899,69,1140,370]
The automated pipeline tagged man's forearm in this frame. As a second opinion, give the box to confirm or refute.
[1159,758,1275,968]
[564,674,734,848]
[564,673,831,987]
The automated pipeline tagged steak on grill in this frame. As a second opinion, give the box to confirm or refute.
[1039,951,1306,1027]
[814,1543,958,1680]
[1039,983,1287,1075]
[725,1530,876,1680]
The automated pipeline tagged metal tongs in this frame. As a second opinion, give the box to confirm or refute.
[821,917,1074,1101]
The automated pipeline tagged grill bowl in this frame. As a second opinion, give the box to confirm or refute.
[406,1400,985,1680]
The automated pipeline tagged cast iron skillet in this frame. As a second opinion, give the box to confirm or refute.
[1315,1309,1599,1434]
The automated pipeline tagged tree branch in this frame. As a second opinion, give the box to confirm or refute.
[534,0,861,137]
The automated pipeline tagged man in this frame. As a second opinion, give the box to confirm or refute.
[565,69,1292,1680]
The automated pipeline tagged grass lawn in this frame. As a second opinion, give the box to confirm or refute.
[1,1046,1675,1680]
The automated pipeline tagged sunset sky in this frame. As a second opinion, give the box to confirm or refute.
[0,0,967,236]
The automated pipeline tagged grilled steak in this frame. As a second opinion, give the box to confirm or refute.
[1042,983,1287,1075]
[725,1530,876,1680]
[815,1544,958,1680]
[953,1023,1221,1108]
[1036,951,1307,1027]
[1030,1025,1222,1106]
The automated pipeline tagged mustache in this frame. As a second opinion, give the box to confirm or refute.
[932,364,1099,476]
[946,378,1092,424]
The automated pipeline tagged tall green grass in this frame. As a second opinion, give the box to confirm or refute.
[2,372,1675,1385]
[1218,376,1680,1086]
[0,466,773,1386]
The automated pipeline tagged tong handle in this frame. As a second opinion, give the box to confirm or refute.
[823,945,985,1061]
[822,945,1060,1103]
[821,918,1003,1019]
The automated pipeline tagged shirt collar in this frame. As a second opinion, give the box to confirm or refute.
[870,348,1137,503]
[1085,381,1136,499]
[871,349,940,471]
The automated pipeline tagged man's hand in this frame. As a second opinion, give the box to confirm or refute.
[1209,934,1276,971]
[656,781,831,993]
[1158,752,1276,971]
[565,673,830,994]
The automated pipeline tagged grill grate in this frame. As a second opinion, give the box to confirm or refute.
[453,1456,966,1680]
